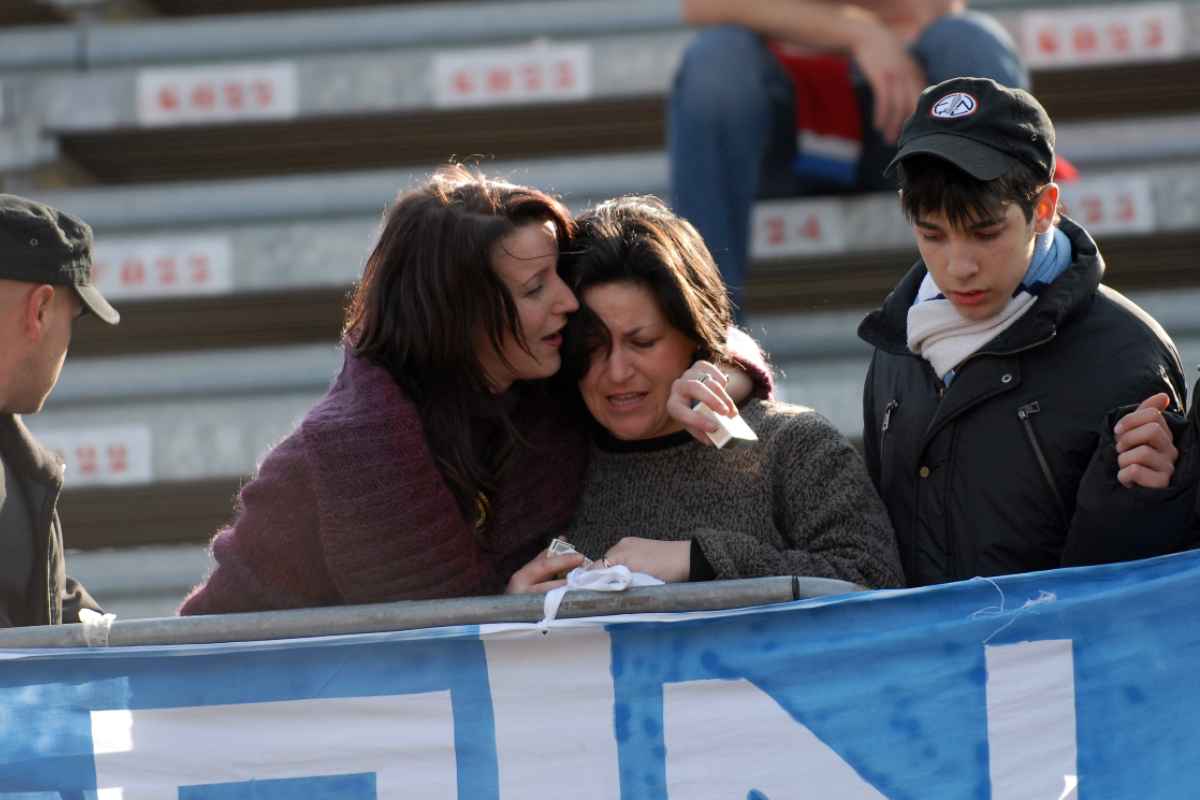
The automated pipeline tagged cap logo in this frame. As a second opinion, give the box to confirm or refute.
[931,92,978,119]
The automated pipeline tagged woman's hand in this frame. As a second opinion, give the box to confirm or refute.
[505,550,586,594]
[667,360,737,444]
[605,537,691,583]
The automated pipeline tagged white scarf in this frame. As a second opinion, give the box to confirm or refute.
[905,278,1036,380]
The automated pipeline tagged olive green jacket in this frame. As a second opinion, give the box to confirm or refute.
[0,413,100,627]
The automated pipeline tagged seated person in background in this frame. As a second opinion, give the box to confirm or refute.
[858,77,1187,586]
[557,196,903,589]
[1065,387,1199,565]
[670,0,1028,312]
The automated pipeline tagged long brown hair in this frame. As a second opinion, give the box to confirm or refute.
[344,164,574,525]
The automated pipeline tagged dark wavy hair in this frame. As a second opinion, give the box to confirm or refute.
[560,196,731,383]
[344,164,574,527]
[897,154,1053,228]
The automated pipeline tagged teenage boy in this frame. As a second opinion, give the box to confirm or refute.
[858,77,1187,586]
[0,194,118,626]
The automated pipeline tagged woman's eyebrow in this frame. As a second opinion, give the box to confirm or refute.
[520,266,549,288]
[620,324,656,340]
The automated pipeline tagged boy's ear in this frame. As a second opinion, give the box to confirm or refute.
[1034,183,1060,234]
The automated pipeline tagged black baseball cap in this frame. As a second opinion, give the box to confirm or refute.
[0,194,119,324]
[885,77,1055,183]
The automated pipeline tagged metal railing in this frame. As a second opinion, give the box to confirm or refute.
[0,576,861,648]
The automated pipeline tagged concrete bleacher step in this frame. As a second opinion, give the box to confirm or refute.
[1,0,1197,186]
[147,0,446,15]
[33,343,342,549]
[66,542,213,620]
[0,4,67,27]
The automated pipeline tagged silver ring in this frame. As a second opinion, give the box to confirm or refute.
[697,373,711,386]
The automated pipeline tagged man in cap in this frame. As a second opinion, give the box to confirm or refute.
[0,194,119,626]
[858,76,1187,585]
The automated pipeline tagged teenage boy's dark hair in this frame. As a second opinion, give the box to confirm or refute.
[897,155,1046,230]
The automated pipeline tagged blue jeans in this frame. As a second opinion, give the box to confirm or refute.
[668,13,1029,314]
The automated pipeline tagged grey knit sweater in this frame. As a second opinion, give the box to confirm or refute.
[564,399,904,589]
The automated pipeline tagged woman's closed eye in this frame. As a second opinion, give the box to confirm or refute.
[630,337,659,350]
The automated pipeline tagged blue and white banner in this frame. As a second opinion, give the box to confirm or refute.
[4,550,1200,798]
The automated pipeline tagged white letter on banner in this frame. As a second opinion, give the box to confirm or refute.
[985,640,1078,799]
[484,629,620,797]
[663,678,885,798]
[91,693,456,799]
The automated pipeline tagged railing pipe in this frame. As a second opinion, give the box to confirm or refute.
[0,576,860,649]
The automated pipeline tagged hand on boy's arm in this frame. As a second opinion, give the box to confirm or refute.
[1114,393,1178,489]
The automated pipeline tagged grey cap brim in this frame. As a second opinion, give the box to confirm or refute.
[75,283,120,325]
[885,133,1017,180]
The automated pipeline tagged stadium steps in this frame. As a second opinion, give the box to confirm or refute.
[23,151,1200,357]
[0,6,66,27]
[0,0,1197,186]
[65,542,213,620]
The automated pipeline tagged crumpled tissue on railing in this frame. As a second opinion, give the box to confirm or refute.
[539,564,663,629]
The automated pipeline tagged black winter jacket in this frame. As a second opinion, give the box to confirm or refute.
[858,217,1187,586]
[1067,376,1199,564]
[0,413,100,626]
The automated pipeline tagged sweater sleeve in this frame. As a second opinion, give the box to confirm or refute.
[725,326,775,400]
[691,412,904,589]
[179,433,341,615]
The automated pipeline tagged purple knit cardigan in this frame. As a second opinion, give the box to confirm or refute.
[180,352,589,613]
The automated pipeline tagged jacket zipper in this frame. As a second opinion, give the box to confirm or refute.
[880,400,899,467]
[1016,401,1068,527]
